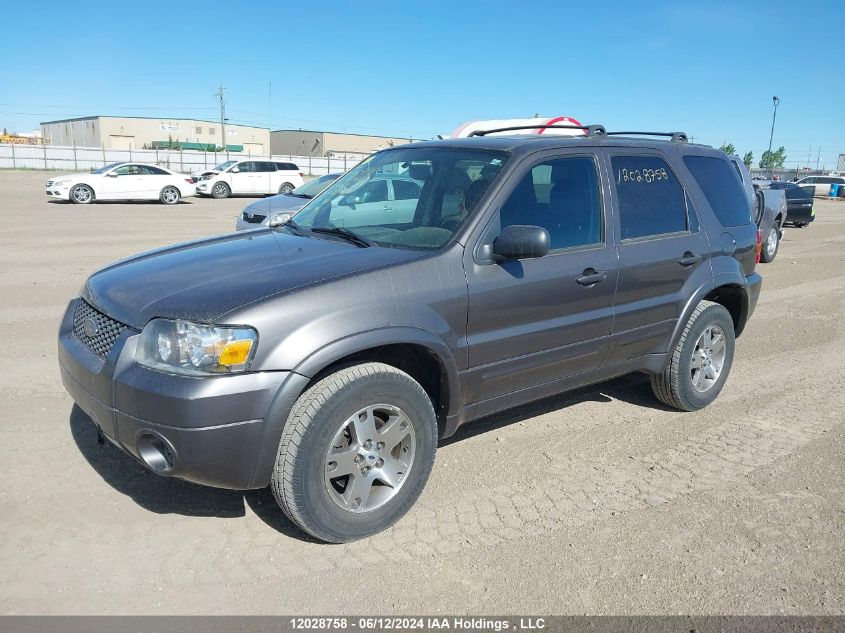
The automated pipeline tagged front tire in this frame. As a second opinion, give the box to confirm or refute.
[650,300,735,411]
[160,186,180,205]
[760,224,780,262]
[211,182,230,199]
[271,362,437,543]
[279,182,295,195]
[70,184,94,204]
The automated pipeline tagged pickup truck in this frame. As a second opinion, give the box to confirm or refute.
[728,157,787,262]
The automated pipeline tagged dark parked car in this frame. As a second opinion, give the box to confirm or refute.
[766,180,815,227]
[58,126,762,542]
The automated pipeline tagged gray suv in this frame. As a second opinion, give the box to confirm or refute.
[58,125,762,542]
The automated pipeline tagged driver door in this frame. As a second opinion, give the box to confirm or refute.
[229,162,257,194]
[463,152,618,408]
[102,164,145,198]
[331,179,391,227]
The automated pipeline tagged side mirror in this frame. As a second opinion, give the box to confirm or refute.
[231,167,240,173]
[492,225,550,261]
[268,211,294,227]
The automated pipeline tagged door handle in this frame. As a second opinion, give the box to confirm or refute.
[576,268,606,286]
[678,252,703,267]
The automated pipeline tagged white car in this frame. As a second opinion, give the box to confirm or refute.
[794,175,845,197]
[46,162,196,205]
[194,159,304,199]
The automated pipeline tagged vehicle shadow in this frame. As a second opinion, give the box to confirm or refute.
[68,404,311,541]
[69,372,671,540]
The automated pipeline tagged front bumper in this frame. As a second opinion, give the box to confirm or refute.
[58,298,291,489]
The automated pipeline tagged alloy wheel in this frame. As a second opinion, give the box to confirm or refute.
[690,325,727,392]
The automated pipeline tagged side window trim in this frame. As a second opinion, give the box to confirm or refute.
[473,151,606,262]
[609,150,694,242]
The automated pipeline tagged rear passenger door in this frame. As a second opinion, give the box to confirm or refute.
[604,152,711,363]
[464,153,618,406]
[229,161,256,193]
[254,161,277,194]
[390,179,422,223]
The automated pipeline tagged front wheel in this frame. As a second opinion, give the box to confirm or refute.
[650,300,735,411]
[760,225,780,262]
[278,182,295,195]
[271,362,438,543]
[211,182,230,199]
[70,184,94,204]
[159,186,180,205]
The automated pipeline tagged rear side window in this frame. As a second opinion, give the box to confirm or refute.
[393,180,421,200]
[255,161,276,172]
[611,155,687,240]
[684,156,751,227]
[276,162,299,171]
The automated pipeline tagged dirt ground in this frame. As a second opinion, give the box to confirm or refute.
[0,170,843,615]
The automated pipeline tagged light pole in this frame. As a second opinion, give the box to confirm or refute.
[767,96,780,155]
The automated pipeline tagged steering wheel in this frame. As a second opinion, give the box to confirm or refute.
[439,216,463,232]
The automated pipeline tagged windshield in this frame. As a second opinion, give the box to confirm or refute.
[291,147,508,250]
[289,173,341,198]
[93,162,122,174]
[213,160,237,172]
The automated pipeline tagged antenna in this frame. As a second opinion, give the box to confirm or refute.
[215,84,226,152]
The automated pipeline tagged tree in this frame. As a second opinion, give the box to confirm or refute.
[759,146,787,170]
[742,151,754,169]
[719,142,737,156]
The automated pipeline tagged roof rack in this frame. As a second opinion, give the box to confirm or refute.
[468,124,607,137]
[605,131,688,143]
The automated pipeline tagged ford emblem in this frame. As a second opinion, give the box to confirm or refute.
[82,317,100,338]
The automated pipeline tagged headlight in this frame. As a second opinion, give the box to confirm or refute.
[52,178,70,186]
[136,318,257,375]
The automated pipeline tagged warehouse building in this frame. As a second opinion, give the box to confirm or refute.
[40,116,270,153]
[271,129,418,157]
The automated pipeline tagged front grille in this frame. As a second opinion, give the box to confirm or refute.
[242,211,267,223]
[72,299,129,359]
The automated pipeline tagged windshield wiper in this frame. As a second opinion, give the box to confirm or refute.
[279,217,305,235]
[310,226,375,248]
[286,192,311,199]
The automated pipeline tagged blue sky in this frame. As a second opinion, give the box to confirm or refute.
[1,0,842,168]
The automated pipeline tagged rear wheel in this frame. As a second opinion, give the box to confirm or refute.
[760,224,780,262]
[279,182,295,195]
[650,300,735,411]
[271,362,437,543]
[159,186,180,205]
[211,182,230,199]
[70,184,94,204]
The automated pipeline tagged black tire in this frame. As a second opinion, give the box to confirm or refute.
[279,182,295,195]
[70,184,94,204]
[159,185,181,205]
[272,362,438,543]
[650,300,735,412]
[211,181,230,199]
[760,223,780,263]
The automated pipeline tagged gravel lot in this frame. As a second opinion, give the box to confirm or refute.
[1,170,843,615]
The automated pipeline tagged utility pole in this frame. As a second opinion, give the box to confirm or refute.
[767,96,780,156]
[268,81,272,157]
[816,147,821,170]
[215,84,226,151]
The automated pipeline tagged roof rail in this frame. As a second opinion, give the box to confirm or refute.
[468,124,606,137]
[605,131,689,143]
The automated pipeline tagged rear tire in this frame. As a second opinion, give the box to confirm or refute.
[760,224,780,262]
[211,182,230,199]
[650,300,735,411]
[159,186,180,205]
[271,362,437,543]
[279,182,295,195]
[70,184,94,204]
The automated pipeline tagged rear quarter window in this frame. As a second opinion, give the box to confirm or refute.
[684,156,751,227]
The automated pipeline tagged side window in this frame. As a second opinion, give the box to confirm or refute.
[683,155,751,227]
[113,165,141,176]
[393,180,422,200]
[612,155,687,240]
[499,156,602,250]
[255,162,276,172]
[352,179,388,203]
[236,162,255,173]
[139,166,168,175]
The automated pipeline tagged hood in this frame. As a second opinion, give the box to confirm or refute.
[243,194,310,216]
[49,172,99,181]
[83,230,425,329]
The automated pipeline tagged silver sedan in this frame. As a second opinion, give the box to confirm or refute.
[235,173,341,230]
